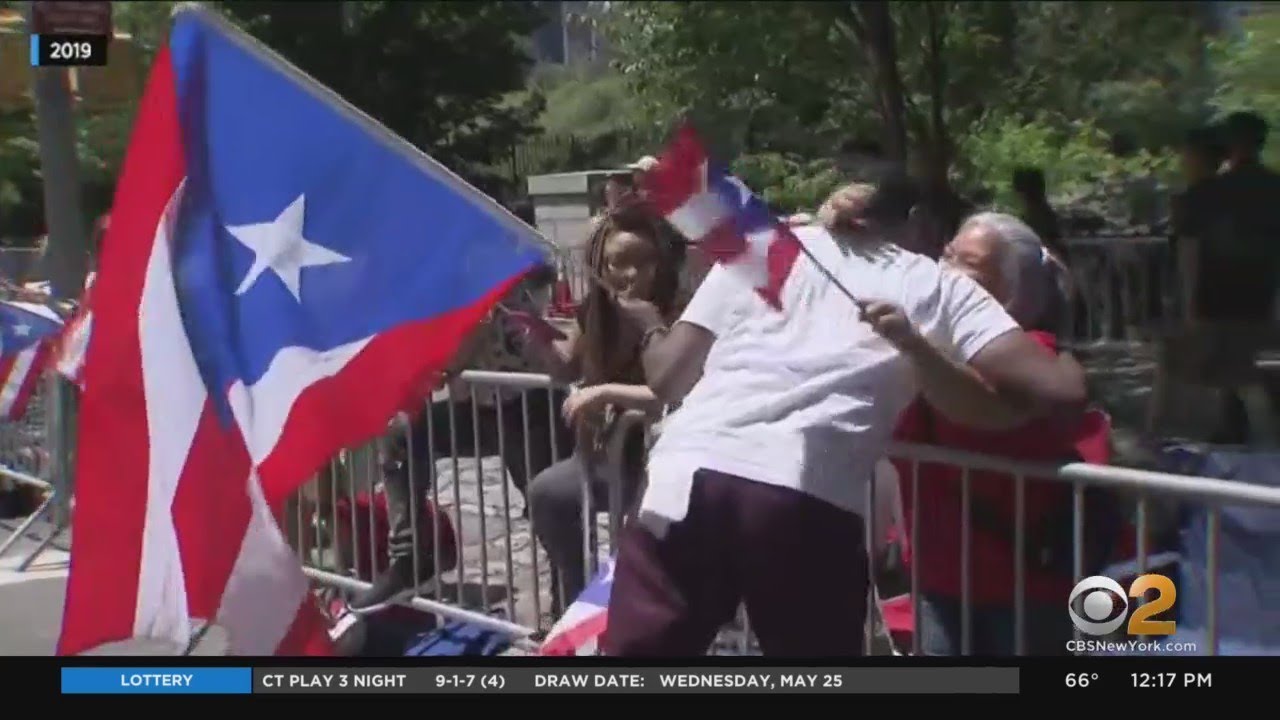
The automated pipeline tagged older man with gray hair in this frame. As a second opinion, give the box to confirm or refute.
[890,210,1113,656]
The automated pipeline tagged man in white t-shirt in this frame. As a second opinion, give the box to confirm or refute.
[601,179,1086,656]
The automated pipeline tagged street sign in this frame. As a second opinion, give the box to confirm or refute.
[31,1,111,37]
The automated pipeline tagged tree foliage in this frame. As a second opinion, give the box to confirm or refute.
[602,1,1223,213]
[606,2,864,160]
[1,1,547,240]
[1209,11,1280,168]
[219,1,546,198]
[0,0,174,237]
[960,113,1177,216]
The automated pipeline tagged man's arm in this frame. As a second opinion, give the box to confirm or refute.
[610,297,715,403]
[613,262,738,404]
[866,301,1084,430]
[897,332,1035,430]
[862,270,1086,431]
[941,331,1086,429]
[637,322,716,403]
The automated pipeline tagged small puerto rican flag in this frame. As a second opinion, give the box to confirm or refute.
[539,558,614,656]
[0,301,63,421]
[54,272,95,390]
[642,124,802,309]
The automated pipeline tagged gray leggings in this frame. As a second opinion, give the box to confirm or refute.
[528,454,642,607]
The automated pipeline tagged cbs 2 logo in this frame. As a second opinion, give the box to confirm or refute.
[1068,575,1177,636]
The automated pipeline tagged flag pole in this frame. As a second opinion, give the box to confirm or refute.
[796,241,865,309]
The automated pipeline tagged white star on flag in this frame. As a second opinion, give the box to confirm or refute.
[12,324,29,337]
[227,194,351,301]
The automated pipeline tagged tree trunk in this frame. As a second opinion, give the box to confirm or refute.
[853,2,908,163]
[992,1,1018,73]
[923,2,950,188]
[919,2,969,249]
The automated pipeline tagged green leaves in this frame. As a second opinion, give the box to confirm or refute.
[1,1,548,239]
[957,111,1177,223]
[215,1,543,194]
[731,153,843,214]
[600,0,1228,218]
[1209,13,1280,167]
[605,1,851,158]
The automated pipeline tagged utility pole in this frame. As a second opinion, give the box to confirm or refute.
[26,1,93,301]
[560,1,570,65]
[24,0,104,531]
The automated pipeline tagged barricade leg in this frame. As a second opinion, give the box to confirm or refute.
[17,516,69,571]
[0,489,56,560]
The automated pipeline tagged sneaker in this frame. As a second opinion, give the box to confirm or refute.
[347,555,431,615]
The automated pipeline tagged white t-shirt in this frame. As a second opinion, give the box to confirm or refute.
[641,224,1020,524]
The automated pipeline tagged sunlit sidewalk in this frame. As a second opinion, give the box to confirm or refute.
[0,517,70,655]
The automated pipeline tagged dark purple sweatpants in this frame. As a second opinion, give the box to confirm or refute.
[601,468,869,657]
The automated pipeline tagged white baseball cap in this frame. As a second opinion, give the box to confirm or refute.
[626,155,659,172]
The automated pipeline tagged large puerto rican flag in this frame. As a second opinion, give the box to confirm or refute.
[57,8,545,656]
[0,301,63,420]
[642,125,802,308]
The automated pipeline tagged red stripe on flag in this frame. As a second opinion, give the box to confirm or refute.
[254,272,519,504]
[170,396,254,622]
[759,227,804,310]
[541,612,609,656]
[7,344,51,420]
[0,354,17,418]
[57,46,187,656]
[276,597,337,656]
[255,273,524,508]
[643,123,708,216]
[698,221,749,265]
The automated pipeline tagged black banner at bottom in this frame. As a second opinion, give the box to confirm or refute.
[48,657,1255,695]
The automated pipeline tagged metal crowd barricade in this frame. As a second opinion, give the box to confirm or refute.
[287,371,574,651]
[6,363,1267,658]
[878,441,1280,657]
[287,369,762,654]
[1062,235,1178,348]
[0,377,68,572]
[287,369,1280,657]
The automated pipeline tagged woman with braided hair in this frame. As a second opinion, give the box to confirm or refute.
[523,200,684,608]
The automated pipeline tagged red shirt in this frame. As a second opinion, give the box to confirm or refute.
[890,331,1111,605]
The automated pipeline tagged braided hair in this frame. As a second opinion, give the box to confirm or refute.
[577,201,681,386]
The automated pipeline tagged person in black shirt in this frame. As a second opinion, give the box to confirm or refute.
[1193,112,1280,322]
[1147,126,1228,438]
[1170,125,1226,320]
[1166,112,1280,442]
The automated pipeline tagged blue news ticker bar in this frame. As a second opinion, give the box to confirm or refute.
[29,34,39,67]
[61,667,253,694]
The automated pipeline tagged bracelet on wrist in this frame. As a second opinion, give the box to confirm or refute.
[640,324,670,351]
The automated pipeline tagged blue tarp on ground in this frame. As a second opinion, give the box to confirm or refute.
[1160,445,1280,654]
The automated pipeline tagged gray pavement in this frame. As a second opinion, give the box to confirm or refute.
[0,517,70,655]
